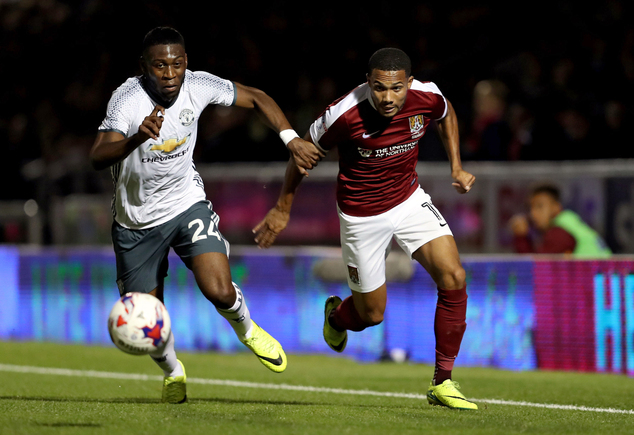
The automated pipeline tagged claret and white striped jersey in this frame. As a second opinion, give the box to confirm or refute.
[98,70,236,229]
[309,80,447,217]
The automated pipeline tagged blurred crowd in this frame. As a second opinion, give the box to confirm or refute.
[1,0,633,203]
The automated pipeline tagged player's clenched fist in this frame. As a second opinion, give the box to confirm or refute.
[451,169,476,194]
[138,105,165,141]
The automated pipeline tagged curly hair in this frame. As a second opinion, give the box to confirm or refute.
[368,48,411,76]
[142,27,185,58]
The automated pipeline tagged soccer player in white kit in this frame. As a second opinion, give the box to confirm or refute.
[254,48,478,409]
[90,27,323,404]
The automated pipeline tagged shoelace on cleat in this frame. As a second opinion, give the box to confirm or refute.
[447,381,461,390]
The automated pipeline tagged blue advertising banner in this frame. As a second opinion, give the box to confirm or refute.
[0,247,539,372]
[6,247,631,374]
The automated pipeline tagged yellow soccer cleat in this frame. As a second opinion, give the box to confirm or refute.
[323,295,347,353]
[241,321,287,373]
[427,379,478,410]
[161,359,187,404]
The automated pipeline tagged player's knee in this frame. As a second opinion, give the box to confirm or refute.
[201,281,236,308]
[438,265,466,290]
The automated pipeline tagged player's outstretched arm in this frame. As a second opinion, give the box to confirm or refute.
[436,99,475,194]
[253,150,306,249]
[233,82,324,176]
[90,106,165,170]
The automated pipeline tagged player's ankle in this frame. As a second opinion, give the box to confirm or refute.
[328,311,346,332]
[433,368,452,385]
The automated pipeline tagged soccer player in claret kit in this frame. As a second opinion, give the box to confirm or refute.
[254,48,478,409]
[90,27,323,403]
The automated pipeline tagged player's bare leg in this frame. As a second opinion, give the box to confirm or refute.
[327,283,387,332]
[191,252,286,372]
[412,235,477,409]
[191,252,252,338]
[351,284,388,326]
[325,283,387,352]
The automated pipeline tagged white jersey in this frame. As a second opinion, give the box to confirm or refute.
[98,70,236,229]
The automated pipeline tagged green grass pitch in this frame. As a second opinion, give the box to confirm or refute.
[0,341,633,434]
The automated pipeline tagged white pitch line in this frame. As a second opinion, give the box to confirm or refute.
[0,363,632,415]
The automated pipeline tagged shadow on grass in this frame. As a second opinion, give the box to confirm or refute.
[0,395,159,404]
[35,422,102,428]
[0,395,325,406]
[0,395,422,410]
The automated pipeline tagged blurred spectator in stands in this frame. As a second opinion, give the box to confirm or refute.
[464,79,512,160]
[554,107,597,160]
[509,183,612,257]
[506,102,535,161]
[596,100,631,158]
[0,0,633,198]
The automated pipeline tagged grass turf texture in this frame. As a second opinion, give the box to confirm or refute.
[0,341,633,434]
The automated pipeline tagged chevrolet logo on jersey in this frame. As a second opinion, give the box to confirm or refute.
[148,134,191,153]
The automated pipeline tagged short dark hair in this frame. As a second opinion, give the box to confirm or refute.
[531,182,561,202]
[142,27,185,57]
[368,48,412,77]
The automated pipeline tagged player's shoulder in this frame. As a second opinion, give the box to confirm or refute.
[409,79,443,96]
[108,76,146,108]
[183,69,236,106]
[184,69,231,89]
[111,76,145,97]
[322,83,369,123]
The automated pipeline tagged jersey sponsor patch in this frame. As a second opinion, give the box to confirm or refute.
[358,148,373,158]
[142,149,188,163]
[147,133,191,154]
[357,140,417,158]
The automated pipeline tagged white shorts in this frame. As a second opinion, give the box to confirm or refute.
[338,187,453,293]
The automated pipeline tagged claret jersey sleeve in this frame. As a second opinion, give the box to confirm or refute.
[417,81,447,121]
[308,85,366,153]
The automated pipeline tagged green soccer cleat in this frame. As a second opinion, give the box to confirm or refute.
[323,295,347,353]
[161,359,187,404]
[241,320,287,373]
[427,379,478,410]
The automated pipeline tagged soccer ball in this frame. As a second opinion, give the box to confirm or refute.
[108,292,171,355]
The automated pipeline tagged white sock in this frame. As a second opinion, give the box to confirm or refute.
[149,332,183,378]
[216,282,253,340]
